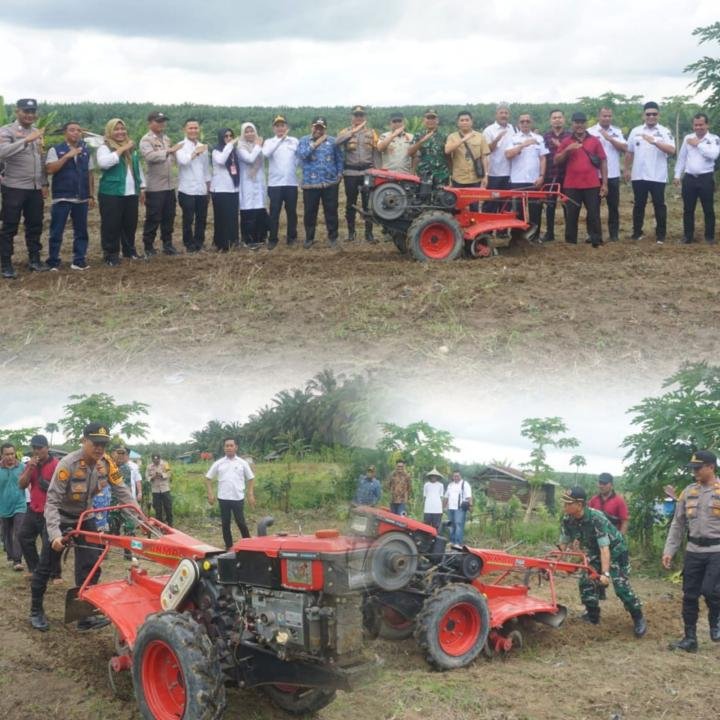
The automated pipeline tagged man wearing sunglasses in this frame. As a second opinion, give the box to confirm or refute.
[0,98,49,278]
[624,102,675,244]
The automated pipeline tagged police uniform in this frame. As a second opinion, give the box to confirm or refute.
[561,505,643,622]
[663,454,720,644]
[30,425,134,631]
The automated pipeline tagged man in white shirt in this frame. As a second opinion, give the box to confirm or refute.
[206,438,256,549]
[422,468,445,530]
[482,103,515,215]
[624,102,675,243]
[175,119,210,253]
[443,470,472,545]
[588,108,627,241]
[505,114,549,236]
[673,112,720,245]
[262,115,299,249]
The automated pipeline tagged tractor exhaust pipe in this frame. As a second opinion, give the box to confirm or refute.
[257,516,275,536]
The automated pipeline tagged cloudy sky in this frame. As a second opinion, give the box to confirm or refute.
[0,1,715,107]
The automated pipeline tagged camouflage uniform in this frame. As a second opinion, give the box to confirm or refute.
[412,130,449,184]
[560,506,642,618]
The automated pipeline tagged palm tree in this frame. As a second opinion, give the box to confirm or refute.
[44,422,60,447]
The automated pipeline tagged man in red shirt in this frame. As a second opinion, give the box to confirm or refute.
[553,112,608,247]
[588,472,629,535]
[18,435,62,581]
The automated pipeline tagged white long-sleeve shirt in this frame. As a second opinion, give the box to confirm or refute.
[262,135,299,187]
[674,132,720,178]
[210,144,239,193]
[97,145,145,195]
[176,138,211,195]
[237,144,267,210]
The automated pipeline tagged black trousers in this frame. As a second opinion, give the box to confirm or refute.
[343,174,371,232]
[268,186,298,243]
[2,512,24,563]
[631,180,667,239]
[0,186,44,263]
[602,177,621,239]
[510,182,542,232]
[565,187,602,244]
[211,192,239,251]
[483,175,510,213]
[681,551,720,627]
[99,193,139,260]
[681,172,715,241]
[303,185,339,242]
[31,518,101,612]
[544,174,565,237]
[20,508,61,577]
[218,498,250,549]
[152,491,173,527]
[178,192,209,250]
[143,190,176,250]
[240,208,269,246]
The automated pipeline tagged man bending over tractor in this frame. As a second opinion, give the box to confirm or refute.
[559,486,646,638]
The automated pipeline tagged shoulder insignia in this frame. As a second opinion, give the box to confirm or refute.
[58,468,70,482]
[106,456,123,485]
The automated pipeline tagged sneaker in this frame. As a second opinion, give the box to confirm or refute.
[609,235,619,242]
[77,615,111,631]
[128,252,145,260]
[630,233,644,241]
[656,239,664,245]
[287,238,298,247]
[706,238,717,245]
[682,238,693,245]
[51,577,65,585]
[303,239,314,249]
[104,257,121,267]
[30,611,50,632]
[144,247,157,257]
[267,240,278,250]
[1,265,17,279]
[29,260,50,272]
[13,562,24,571]
[163,246,179,256]
[70,260,89,270]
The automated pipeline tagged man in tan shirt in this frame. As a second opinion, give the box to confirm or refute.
[140,111,182,256]
[445,111,490,210]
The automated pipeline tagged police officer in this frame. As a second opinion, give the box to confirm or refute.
[29,422,137,632]
[559,486,646,637]
[662,450,720,652]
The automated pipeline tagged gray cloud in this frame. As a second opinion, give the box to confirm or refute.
[0,0,403,42]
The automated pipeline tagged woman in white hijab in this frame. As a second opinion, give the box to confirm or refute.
[237,122,269,249]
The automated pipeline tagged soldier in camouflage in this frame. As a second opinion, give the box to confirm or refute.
[559,486,646,637]
[408,109,449,185]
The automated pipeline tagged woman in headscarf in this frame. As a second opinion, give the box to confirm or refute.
[96,118,145,266]
[210,127,240,252]
[237,122,269,249]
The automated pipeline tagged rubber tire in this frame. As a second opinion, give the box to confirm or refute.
[408,211,464,262]
[132,611,226,720]
[376,604,416,641]
[263,685,337,715]
[414,584,490,670]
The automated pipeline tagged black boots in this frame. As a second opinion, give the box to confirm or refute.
[580,606,600,625]
[669,626,698,652]
[631,612,647,638]
[710,615,720,642]
[30,601,49,632]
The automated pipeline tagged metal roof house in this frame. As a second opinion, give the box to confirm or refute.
[473,465,558,510]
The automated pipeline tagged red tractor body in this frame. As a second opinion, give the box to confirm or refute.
[362,168,569,261]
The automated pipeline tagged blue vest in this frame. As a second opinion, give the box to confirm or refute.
[50,141,91,200]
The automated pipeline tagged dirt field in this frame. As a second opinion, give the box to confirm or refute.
[0,525,718,720]
[0,194,718,396]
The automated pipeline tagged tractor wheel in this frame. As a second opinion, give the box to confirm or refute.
[414,584,490,670]
[132,611,226,720]
[408,212,464,262]
[376,604,416,640]
[263,685,337,715]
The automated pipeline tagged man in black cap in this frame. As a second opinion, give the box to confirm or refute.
[0,98,49,278]
[18,434,62,582]
[336,106,378,242]
[588,472,629,534]
[29,422,137,632]
[663,450,720,652]
[560,486,646,636]
[624,102,675,243]
[553,112,608,247]
[377,113,413,173]
[140,111,183,256]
